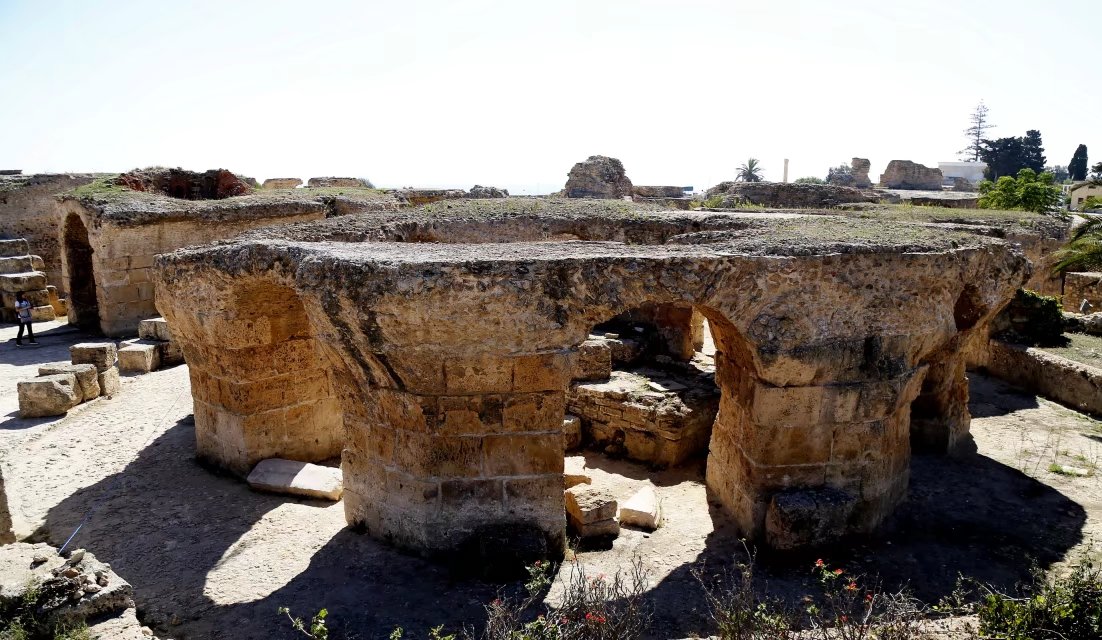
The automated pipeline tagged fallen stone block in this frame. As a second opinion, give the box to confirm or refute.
[118,340,162,373]
[71,342,118,372]
[765,488,857,550]
[0,238,29,258]
[97,366,121,398]
[619,485,662,530]
[18,373,81,418]
[0,271,47,293]
[29,304,55,322]
[0,255,33,274]
[573,338,612,381]
[30,255,44,271]
[564,414,582,450]
[138,317,173,342]
[564,454,591,488]
[2,288,50,308]
[38,362,100,402]
[565,485,619,538]
[247,458,343,501]
[0,543,134,629]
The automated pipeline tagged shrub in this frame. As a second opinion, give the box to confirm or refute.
[977,559,1102,640]
[978,168,1064,214]
[794,177,826,185]
[1081,196,1102,212]
[991,288,1067,347]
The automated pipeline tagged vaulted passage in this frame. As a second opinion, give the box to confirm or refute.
[63,214,98,330]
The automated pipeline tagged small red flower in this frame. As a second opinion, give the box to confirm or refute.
[865,593,874,602]
[845,582,858,591]
[833,568,844,575]
[815,559,825,567]
[492,598,503,606]
[840,615,848,623]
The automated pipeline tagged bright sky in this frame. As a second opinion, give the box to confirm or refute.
[1,0,1098,194]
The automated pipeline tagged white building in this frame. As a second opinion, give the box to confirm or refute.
[938,162,988,187]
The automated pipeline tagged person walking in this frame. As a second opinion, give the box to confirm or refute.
[14,292,37,346]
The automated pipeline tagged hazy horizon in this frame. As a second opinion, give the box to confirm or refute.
[2,0,1099,195]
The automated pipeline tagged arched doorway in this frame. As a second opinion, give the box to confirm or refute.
[63,214,99,330]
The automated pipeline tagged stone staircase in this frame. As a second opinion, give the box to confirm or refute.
[0,238,62,323]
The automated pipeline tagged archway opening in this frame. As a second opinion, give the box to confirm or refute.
[63,214,99,330]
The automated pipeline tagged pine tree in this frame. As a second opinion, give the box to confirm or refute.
[1070,144,1089,181]
[1021,130,1046,173]
[960,101,993,162]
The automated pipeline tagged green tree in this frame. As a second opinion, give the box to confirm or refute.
[1046,165,1069,183]
[977,168,1062,214]
[1069,144,1089,181]
[1055,216,1102,273]
[736,158,764,182]
[981,136,1025,179]
[1021,130,1046,173]
[794,176,826,184]
[825,163,854,186]
[960,100,993,162]
[1092,161,1102,183]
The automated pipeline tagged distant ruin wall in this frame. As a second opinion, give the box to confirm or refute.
[0,174,100,296]
[879,161,943,190]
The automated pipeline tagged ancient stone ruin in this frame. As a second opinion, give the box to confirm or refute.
[467,185,509,198]
[705,181,877,208]
[0,238,59,324]
[152,197,1026,555]
[879,160,944,190]
[564,156,633,199]
[55,168,398,336]
[307,177,371,188]
[851,158,873,188]
[262,178,303,189]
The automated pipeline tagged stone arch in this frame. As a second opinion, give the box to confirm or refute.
[62,213,99,330]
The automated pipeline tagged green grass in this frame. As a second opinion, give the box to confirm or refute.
[64,175,128,199]
[1039,332,1102,370]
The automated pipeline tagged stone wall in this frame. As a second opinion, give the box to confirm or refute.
[705,182,877,208]
[0,173,100,296]
[879,161,944,190]
[152,203,1028,555]
[1063,272,1102,313]
[852,158,872,188]
[985,340,1102,417]
[262,178,303,190]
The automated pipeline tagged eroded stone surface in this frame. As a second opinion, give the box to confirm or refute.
[98,366,121,398]
[879,160,943,190]
[38,362,100,402]
[565,485,619,538]
[706,181,877,208]
[119,340,162,373]
[18,373,80,418]
[70,342,117,372]
[565,156,633,199]
[152,197,1028,553]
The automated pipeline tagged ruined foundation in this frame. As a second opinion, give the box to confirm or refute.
[153,198,1027,555]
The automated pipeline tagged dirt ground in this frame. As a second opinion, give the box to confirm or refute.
[1039,331,1102,370]
[1,321,1100,640]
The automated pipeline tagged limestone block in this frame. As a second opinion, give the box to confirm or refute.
[29,305,55,322]
[138,317,173,342]
[30,255,44,271]
[563,414,582,450]
[564,454,591,488]
[619,485,662,530]
[46,285,66,316]
[118,340,162,373]
[70,342,118,372]
[247,458,343,501]
[565,485,619,537]
[0,271,47,293]
[18,373,81,418]
[573,339,612,381]
[2,288,50,308]
[97,366,121,398]
[764,487,857,550]
[0,256,33,274]
[38,362,100,402]
[158,340,185,366]
[0,238,29,258]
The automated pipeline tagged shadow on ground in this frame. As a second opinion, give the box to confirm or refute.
[36,379,1088,640]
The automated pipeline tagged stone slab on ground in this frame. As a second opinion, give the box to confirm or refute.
[565,485,619,538]
[18,373,80,418]
[38,362,100,402]
[619,484,662,530]
[247,459,343,501]
[98,366,121,398]
[71,342,118,372]
[29,304,55,322]
[0,543,134,628]
[119,339,162,373]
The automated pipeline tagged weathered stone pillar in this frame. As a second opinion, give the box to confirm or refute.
[0,463,14,543]
[160,280,343,476]
[342,350,571,557]
[910,353,971,454]
[706,350,925,549]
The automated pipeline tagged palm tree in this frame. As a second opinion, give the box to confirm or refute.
[1054,215,1102,274]
[737,158,764,182]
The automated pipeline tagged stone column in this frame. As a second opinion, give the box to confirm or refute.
[342,349,571,558]
[706,351,925,549]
